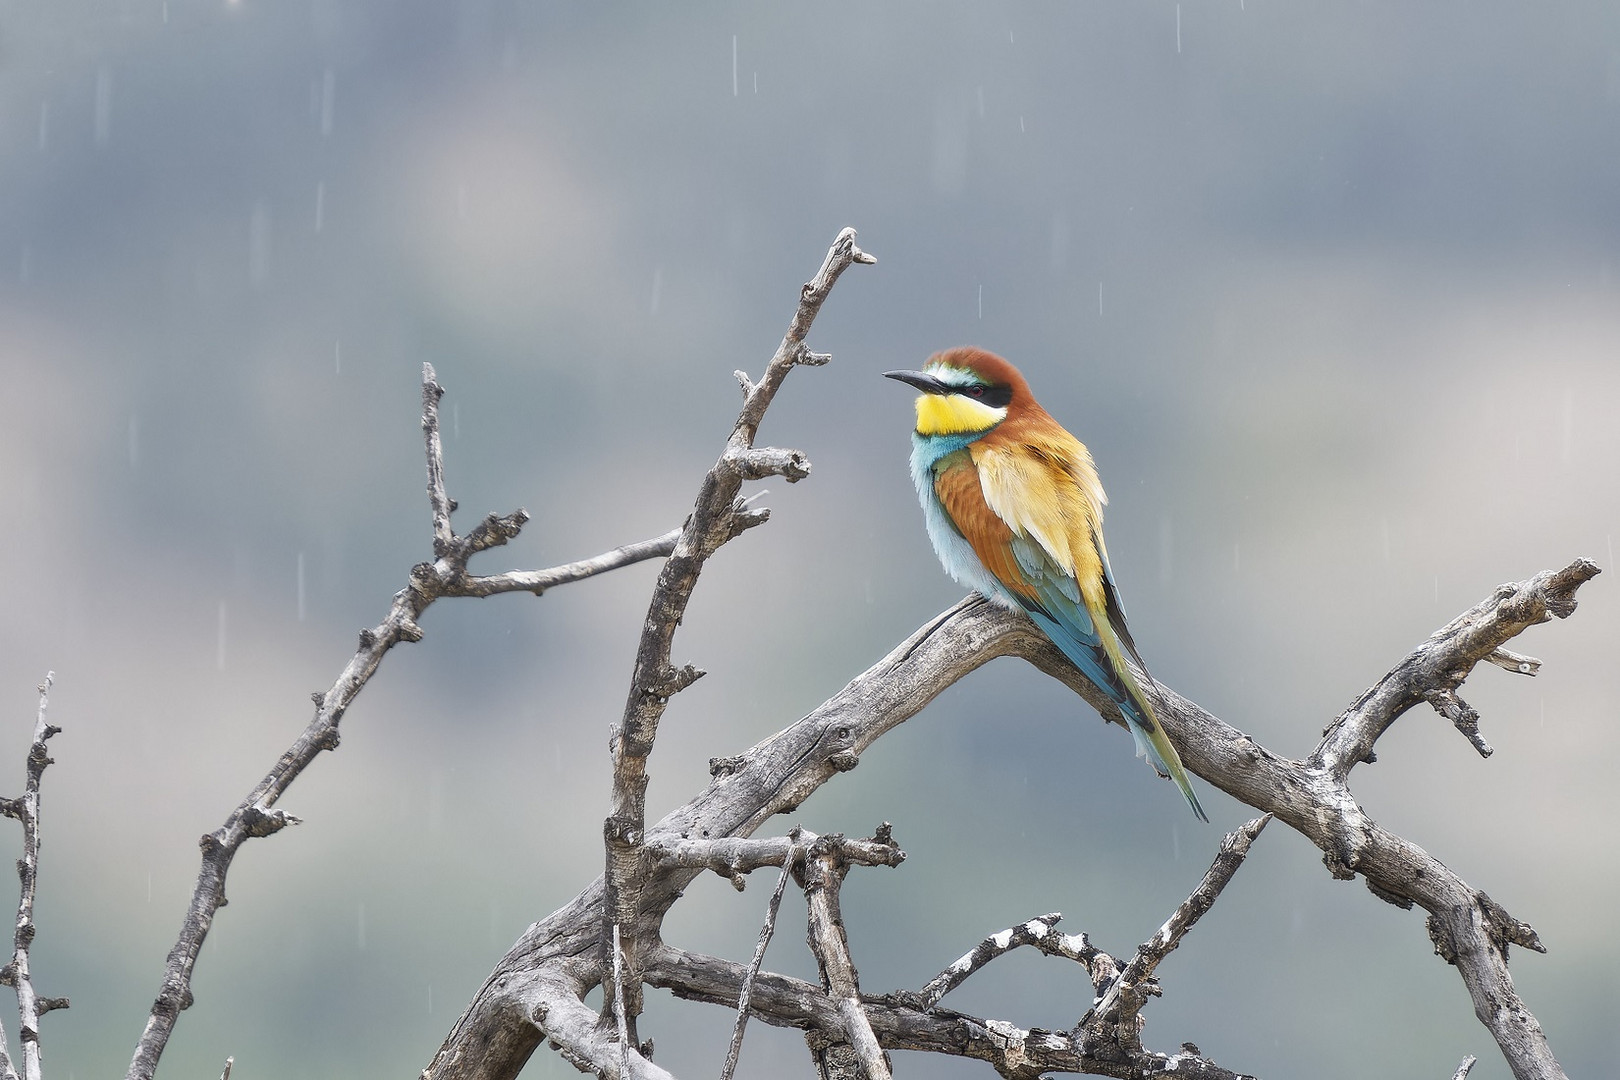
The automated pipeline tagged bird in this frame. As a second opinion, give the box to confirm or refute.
[884,347,1206,821]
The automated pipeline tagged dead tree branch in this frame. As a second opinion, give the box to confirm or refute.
[803,837,892,1080]
[428,548,1595,1079]
[124,366,682,1080]
[602,226,874,1042]
[0,673,68,1080]
[1081,817,1271,1059]
[719,831,799,1080]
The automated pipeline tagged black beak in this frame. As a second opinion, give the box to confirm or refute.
[882,369,950,395]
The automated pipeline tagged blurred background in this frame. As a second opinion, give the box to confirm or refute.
[1,2,1617,1077]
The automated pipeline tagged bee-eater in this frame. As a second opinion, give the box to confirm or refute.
[885,347,1207,821]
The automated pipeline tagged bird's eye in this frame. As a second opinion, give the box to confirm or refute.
[969,386,984,397]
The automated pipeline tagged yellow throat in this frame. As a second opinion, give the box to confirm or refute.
[914,391,1006,437]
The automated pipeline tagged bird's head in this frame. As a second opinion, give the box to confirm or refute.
[883,347,1031,438]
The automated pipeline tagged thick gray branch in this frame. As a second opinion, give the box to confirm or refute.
[431,557,1594,1080]
[804,843,891,1080]
[646,945,1252,1080]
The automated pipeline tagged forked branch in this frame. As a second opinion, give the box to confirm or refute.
[124,366,682,1080]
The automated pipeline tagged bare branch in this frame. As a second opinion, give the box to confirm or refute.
[1454,1055,1479,1080]
[1426,688,1494,758]
[645,832,903,890]
[803,845,890,1080]
[422,367,455,556]
[611,924,631,1078]
[1,672,68,1080]
[126,367,682,1080]
[444,528,681,599]
[432,552,1596,1080]
[1314,559,1599,778]
[602,227,875,1039]
[720,833,798,1080]
[915,913,1110,1012]
[649,945,1253,1080]
[1084,816,1272,1051]
[1484,647,1540,676]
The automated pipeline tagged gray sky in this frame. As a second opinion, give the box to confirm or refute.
[1,3,1617,1077]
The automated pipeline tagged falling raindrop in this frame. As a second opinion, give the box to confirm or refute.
[1233,542,1240,573]
[752,71,758,94]
[216,601,228,670]
[162,1,168,22]
[94,67,112,145]
[1176,4,1182,53]
[358,902,367,949]
[297,551,307,622]
[335,339,342,375]
[37,101,48,151]
[1019,115,1025,133]
[147,872,152,903]
[731,34,738,97]
[320,69,335,136]
[1561,387,1573,464]
[649,267,663,316]
[1097,281,1103,317]
[429,769,445,834]
[249,200,272,286]
[1158,515,1173,587]
[977,283,983,319]
[128,413,139,469]
[314,180,325,233]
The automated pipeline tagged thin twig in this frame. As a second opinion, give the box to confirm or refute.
[719,832,799,1080]
[916,913,1109,1011]
[1453,1054,1478,1080]
[443,528,682,598]
[1083,815,1272,1050]
[0,673,68,1080]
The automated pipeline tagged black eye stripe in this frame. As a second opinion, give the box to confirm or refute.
[955,384,1011,409]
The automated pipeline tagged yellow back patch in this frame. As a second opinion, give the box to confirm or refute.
[915,393,1006,436]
